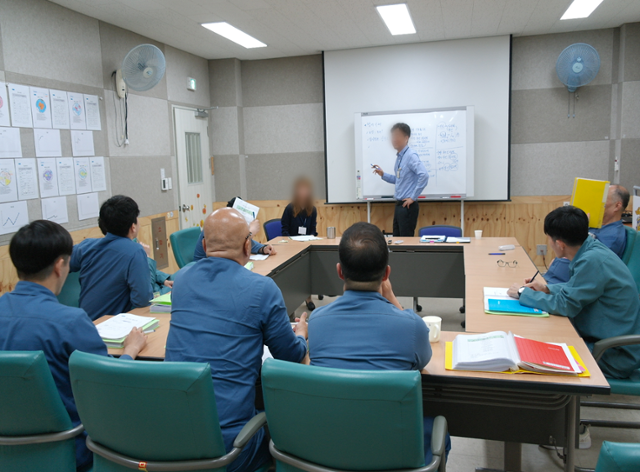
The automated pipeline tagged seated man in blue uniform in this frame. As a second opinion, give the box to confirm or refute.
[193,197,276,262]
[307,222,451,464]
[544,185,629,284]
[508,206,640,379]
[71,195,152,320]
[165,207,309,472]
[0,220,147,472]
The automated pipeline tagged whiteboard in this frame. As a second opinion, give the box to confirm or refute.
[324,35,510,203]
[355,107,474,199]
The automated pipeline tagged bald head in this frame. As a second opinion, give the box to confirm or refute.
[203,208,251,264]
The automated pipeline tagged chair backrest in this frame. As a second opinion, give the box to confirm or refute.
[0,351,76,471]
[622,227,640,292]
[69,351,226,462]
[57,271,81,308]
[595,441,640,472]
[261,359,425,471]
[419,225,463,238]
[263,219,282,241]
[169,226,202,268]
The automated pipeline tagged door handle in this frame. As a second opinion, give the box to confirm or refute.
[155,239,160,251]
[181,204,190,212]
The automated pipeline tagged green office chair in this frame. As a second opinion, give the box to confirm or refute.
[57,271,81,308]
[69,351,268,472]
[169,226,202,268]
[261,359,448,472]
[594,441,640,472]
[0,351,85,471]
[621,226,640,291]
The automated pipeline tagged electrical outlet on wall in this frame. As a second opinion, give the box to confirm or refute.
[536,244,547,256]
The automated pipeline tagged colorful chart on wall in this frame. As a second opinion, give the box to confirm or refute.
[68,92,86,130]
[37,157,59,199]
[30,87,52,129]
[0,159,18,203]
[74,157,91,194]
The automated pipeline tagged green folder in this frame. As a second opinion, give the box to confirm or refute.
[150,292,171,305]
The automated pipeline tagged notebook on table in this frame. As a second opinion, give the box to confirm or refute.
[483,287,549,317]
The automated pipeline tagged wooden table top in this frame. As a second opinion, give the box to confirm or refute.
[94,236,608,393]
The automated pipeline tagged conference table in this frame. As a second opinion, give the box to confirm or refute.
[95,236,610,472]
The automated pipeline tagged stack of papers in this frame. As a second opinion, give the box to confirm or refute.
[420,235,446,243]
[290,235,322,242]
[483,287,549,317]
[250,254,269,261]
[96,313,159,348]
[150,292,171,314]
[245,261,254,271]
[451,331,584,375]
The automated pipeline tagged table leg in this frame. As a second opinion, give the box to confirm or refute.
[564,396,577,472]
[504,442,522,472]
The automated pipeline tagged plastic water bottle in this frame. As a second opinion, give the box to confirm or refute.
[356,170,363,199]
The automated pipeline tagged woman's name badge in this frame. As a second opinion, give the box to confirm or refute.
[298,227,307,235]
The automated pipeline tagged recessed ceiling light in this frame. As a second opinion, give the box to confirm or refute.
[561,0,604,20]
[376,4,416,35]
[201,22,266,48]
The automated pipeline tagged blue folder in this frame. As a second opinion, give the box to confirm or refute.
[487,299,545,314]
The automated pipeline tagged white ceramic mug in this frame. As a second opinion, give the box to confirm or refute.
[475,230,483,240]
[422,316,442,343]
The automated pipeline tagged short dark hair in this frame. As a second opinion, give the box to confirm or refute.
[227,197,240,208]
[98,195,140,237]
[391,122,411,138]
[611,185,630,209]
[10,220,73,281]
[339,222,388,283]
[544,206,589,247]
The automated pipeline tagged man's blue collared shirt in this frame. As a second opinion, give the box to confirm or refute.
[381,145,429,201]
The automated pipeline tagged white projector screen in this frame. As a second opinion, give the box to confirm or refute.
[324,35,511,203]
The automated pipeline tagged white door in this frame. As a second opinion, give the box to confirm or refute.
[174,108,212,230]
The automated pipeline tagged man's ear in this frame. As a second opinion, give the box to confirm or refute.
[244,238,252,256]
[52,257,66,278]
[202,237,207,253]
[381,265,391,282]
[336,263,345,281]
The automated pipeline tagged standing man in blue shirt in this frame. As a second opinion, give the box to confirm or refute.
[308,222,450,464]
[508,206,640,379]
[0,220,147,472]
[166,208,309,472]
[544,184,630,284]
[373,123,429,236]
[70,195,152,320]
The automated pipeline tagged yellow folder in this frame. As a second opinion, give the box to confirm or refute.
[570,178,610,229]
[444,342,591,377]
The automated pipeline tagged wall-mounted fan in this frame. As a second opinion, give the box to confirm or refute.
[556,43,600,118]
[112,44,166,146]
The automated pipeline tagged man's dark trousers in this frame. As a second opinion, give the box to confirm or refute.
[393,200,419,236]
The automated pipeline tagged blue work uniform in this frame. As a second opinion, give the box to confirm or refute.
[520,237,640,379]
[308,290,450,464]
[147,257,172,295]
[0,281,132,471]
[165,257,308,472]
[545,220,628,284]
[70,233,152,320]
[193,230,265,262]
[381,145,429,201]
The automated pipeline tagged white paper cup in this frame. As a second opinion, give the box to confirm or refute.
[422,316,442,343]
[475,230,483,240]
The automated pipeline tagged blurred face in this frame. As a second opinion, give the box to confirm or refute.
[296,183,311,202]
[603,187,622,222]
[391,129,409,151]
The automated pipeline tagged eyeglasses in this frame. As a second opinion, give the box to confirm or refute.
[245,231,253,241]
[497,260,518,268]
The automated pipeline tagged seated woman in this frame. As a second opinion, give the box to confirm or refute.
[281,177,319,310]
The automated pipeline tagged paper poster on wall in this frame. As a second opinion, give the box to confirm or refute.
[15,158,38,200]
[0,127,22,158]
[633,187,640,232]
[29,87,52,129]
[0,83,11,127]
[84,94,101,131]
[73,157,91,194]
[89,156,106,192]
[56,158,76,196]
[41,196,69,225]
[71,130,94,156]
[77,192,99,220]
[0,159,18,203]
[34,128,62,158]
[50,90,70,129]
[8,84,33,128]
[0,200,29,235]
[37,158,59,198]
[68,93,86,130]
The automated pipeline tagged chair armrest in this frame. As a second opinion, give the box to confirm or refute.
[592,335,640,362]
[0,423,84,446]
[430,416,448,458]
[233,412,267,450]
